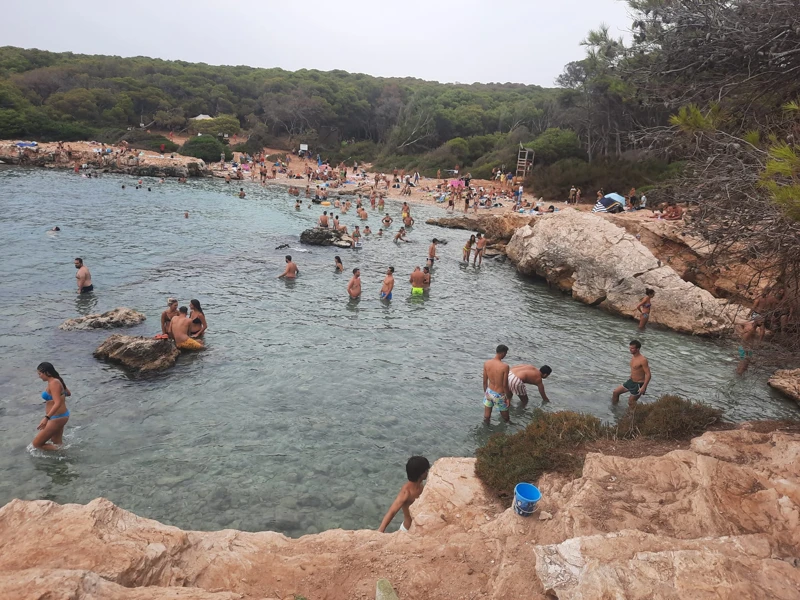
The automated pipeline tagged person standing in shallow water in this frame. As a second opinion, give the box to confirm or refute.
[278,255,299,279]
[483,345,511,424]
[33,362,71,451]
[378,456,430,533]
[347,268,362,299]
[74,257,93,293]
[612,340,651,405]
[635,288,655,330]
[380,266,395,300]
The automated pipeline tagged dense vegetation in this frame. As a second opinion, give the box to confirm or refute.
[475,396,723,502]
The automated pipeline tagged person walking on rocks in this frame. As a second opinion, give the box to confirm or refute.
[378,456,430,533]
[483,345,511,424]
[612,340,650,405]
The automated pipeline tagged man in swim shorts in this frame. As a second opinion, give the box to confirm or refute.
[172,306,204,350]
[483,344,511,424]
[74,257,93,293]
[409,266,426,296]
[611,340,650,405]
[378,456,429,533]
[318,211,330,228]
[507,364,552,404]
[427,239,439,267]
[380,266,395,300]
[473,234,487,267]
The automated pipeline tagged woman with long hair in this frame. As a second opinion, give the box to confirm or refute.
[463,234,476,262]
[189,299,207,338]
[161,297,180,336]
[34,362,71,451]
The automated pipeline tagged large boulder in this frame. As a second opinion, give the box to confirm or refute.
[768,369,800,404]
[299,227,353,248]
[59,308,146,331]
[506,210,740,335]
[426,214,535,243]
[93,334,179,373]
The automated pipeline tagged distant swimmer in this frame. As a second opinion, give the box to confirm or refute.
[335,256,344,273]
[507,364,552,405]
[378,456,430,533]
[74,257,93,293]
[278,255,299,279]
[161,297,180,336]
[347,267,362,299]
[409,266,425,296]
[635,288,655,330]
[394,227,409,243]
[612,340,650,406]
[318,211,330,228]
[473,233,487,267]
[364,226,372,235]
[483,344,511,424]
[382,215,393,228]
[380,266,395,300]
[33,361,72,451]
[275,244,290,250]
[239,187,246,198]
[463,234,476,262]
[426,239,439,267]
[50,226,61,232]
[172,306,204,350]
[184,212,189,219]
[378,228,384,237]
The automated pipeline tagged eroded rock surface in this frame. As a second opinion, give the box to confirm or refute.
[93,334,180,373]
[426,213,535,243]
[769,368,800,403]
[299,227,353,248]
[506,210,740,335]
[59,308,146,331]
[1,428,798,599]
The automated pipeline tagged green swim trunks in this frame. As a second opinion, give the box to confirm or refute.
[412,287,424,296]
[623,379,644,396]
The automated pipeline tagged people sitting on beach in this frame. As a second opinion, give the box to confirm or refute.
[161,298,180,336]
[172,307,204,351]
[189,299,207,338]
[378,456,430,533]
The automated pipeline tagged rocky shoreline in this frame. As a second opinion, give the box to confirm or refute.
[2,425,798,599]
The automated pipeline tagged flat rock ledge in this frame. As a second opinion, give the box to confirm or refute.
[93,334,180,373]
[299,227,353,248]
[59,307,146,331]
[769,368,800,403]
[1,427,799,599]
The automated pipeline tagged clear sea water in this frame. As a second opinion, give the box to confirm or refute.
[0,167,795,536]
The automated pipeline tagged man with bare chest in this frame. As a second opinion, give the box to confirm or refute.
[483,344,511,424]
[612,340,651,405]
[74,258,93,293]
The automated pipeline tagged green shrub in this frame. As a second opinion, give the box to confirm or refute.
[476,395,723,500]
[180,135,232,162]
[123,132,179,153]
[527,128,585,165]
[616,395,721,440]
[187,114,241,136]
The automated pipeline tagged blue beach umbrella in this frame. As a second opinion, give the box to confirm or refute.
[604,192,627,205]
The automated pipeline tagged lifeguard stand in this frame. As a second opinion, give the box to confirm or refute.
[516,144,534,181]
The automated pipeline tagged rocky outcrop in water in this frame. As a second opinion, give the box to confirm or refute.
[93,334,180,373]
[59,308,146,331]
[426,213,535,242]
[1,426,798,599]
[506,210,740,335]
[299,227,353,248]
[769,369,800,404]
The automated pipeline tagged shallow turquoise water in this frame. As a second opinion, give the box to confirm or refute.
[0,167,795,535]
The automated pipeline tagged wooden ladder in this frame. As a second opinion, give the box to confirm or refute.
[516,144,534,181]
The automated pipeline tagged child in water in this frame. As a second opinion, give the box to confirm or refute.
[378,456,430,532]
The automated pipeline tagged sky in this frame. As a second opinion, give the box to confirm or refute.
[0,0,631,87]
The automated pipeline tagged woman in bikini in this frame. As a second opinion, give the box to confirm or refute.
[33,362,71,451]
[463,234,476,262]
[161,298,180,336]
[189,299,207,338]
[636,288,655,330]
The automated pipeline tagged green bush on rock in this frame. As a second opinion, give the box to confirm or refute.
[475,395,722,501]
[181,135,232,163]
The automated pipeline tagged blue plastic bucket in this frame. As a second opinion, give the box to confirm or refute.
[513,483,541,517]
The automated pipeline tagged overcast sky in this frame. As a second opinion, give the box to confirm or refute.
[1,0,631,87]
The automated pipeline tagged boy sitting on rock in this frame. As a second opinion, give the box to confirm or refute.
[378,456,430,533]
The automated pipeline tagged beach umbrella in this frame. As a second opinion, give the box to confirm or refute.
[593,196,624,213]
[604,192,627,205]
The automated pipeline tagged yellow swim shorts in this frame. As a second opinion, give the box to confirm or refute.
[177,337,204,351]
[412,287,424,296]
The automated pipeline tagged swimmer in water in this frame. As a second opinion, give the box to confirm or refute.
[394,227,409,243]
[74,257,93,294]
[239,188,246,198]
[278,255,299,279]
[347,268,362,299]
[378,228,383,237]
[295,199,301,210]
[50,226,61,232]
[378,456,430,533]
[335,256,344,272]
[380,266,395,300]
[33,362,71,451]
[184,212,189,218]
[364,226,372,235]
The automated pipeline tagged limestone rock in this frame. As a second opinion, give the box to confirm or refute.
[93,334,180,373]
[376,579,400,600]
[59,308,146,331]
[506,210,739,335]
[299,227,352,248]
[768,369,800,403]
[426,214,535,243]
